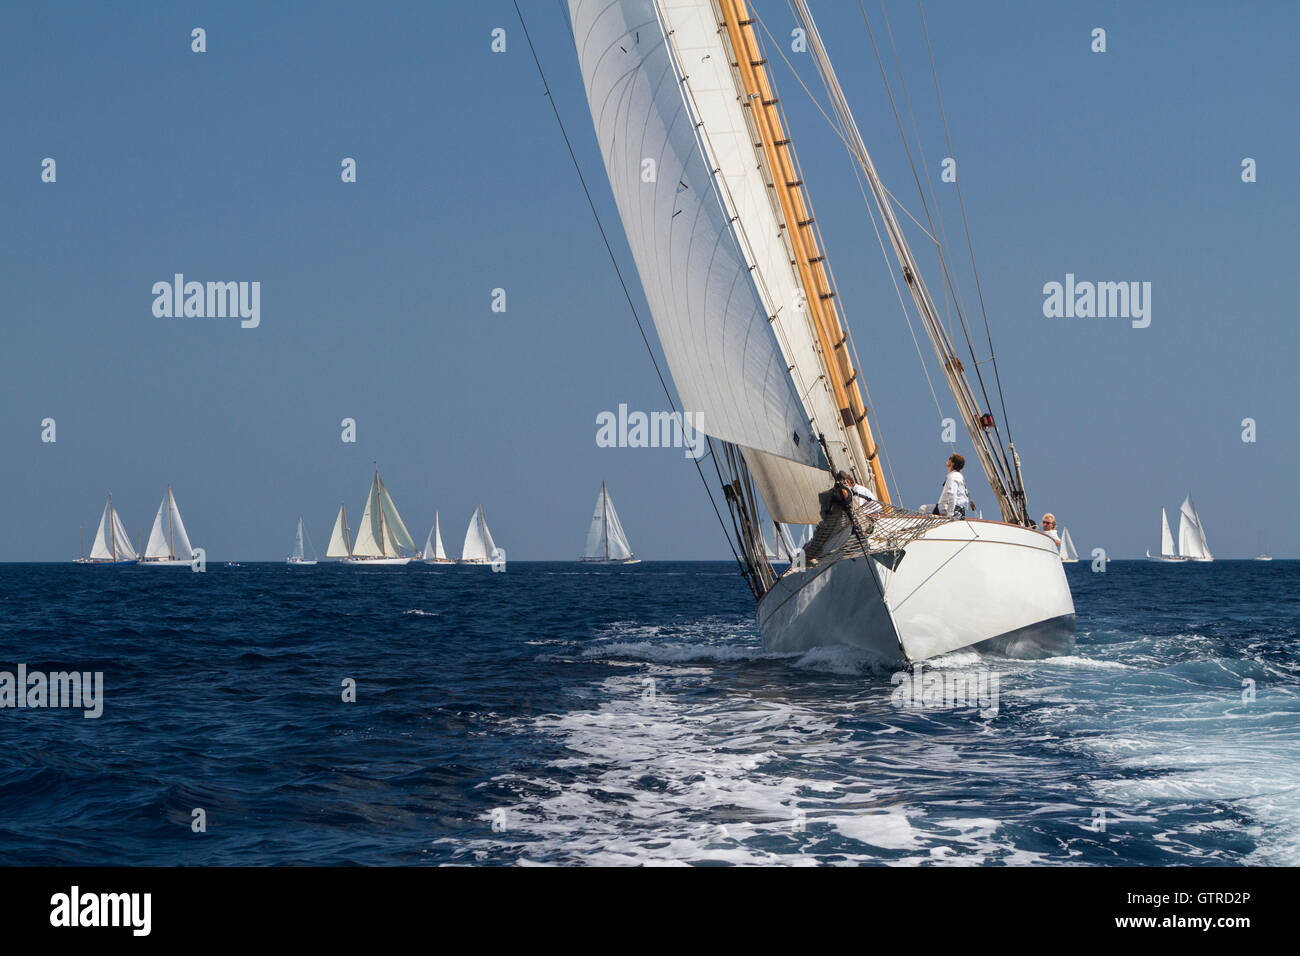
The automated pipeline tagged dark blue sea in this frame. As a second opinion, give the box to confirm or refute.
[0,560,1296,866]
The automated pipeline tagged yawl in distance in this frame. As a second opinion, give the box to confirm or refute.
[1147,496,1213,562]
[580,482,640,564]
[76,493,138,564]
[561,0,1074,661]
[140,486,198,566]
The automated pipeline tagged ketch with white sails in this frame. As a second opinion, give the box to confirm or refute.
[140,486,198,566]
[580,482,640,564]
[562,0,1074,662]
[76,493,138,564]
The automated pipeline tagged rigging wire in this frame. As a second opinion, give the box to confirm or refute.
[511,0,750,579]
[755,8,952,470]
[916,0,1014,449]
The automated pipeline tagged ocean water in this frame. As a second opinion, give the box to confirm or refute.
[0,560,1296,866]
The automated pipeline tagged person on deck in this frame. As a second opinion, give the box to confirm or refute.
[925,453,970,517]
[1041,513,1060,543]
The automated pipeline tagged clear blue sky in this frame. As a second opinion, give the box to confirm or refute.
[2,1,1296,561]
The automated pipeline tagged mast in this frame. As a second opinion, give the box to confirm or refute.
[787,0,1027,523]
[108,492,117,560]
[79,526,84,561]
[167,486,175,559]
[602,482,609,560]
[375,471,387,556]
[343,504,352,555]
[715,0,889,501]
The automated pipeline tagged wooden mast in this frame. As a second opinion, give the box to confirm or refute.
[715,0,889,503]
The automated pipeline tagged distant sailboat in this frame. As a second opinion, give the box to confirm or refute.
[76,493,138,564]
[461,505,500,565]
[1146,497,1211,561]
[579,482,640,564]
[1177,496,1213,562]
[345,470,416,565]
[326,503,353,561]
[1059,527,1079,563]
[422,511,453,563]
[287,517,318,565]
[140,486,197,566]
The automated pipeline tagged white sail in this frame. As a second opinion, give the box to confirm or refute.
[422,527,436,561]
[567,0,822,473]
[582,483,634,560]
[462,507,488,562]
[111,507,136,560]
[1059,527,1078,561]
[89,501,115,560]
[291,519,306,560]
[1160,507,1175,556]
[378,480,416,554]
[1178,496,1212,560]
[351,474,386,557]
[433,512,446,560]
[326,505,352,558]
[462,506,498,562]
[654,0,874,522]
[145,498,170,559]
[168,491,194,560]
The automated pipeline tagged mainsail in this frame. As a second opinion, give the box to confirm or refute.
[1160,507,1175,557]
[581,482,634,561]
[326,504,352,558]
[567,0,824,483]
[1178,496,1212,560]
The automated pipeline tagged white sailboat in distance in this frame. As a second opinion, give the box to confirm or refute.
[1059,527,1079,563]
[140,486,197,566]
[560,0,1074,662]
[345,470,416,565]
[461,505,500,565]
[579,482,640,564]
[76,493,138,564]
[1147,497,1212,561]
[287,517,318,565]
[1177,495,1213,562]
[423,511,453,563]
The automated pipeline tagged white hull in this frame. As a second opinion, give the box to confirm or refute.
[139,558,193,567]
[343,556,411,566]
[578,558,642,565]
[758,519,1075,663]
[75,558,138,565]
[423,558,455,565]
[1255,555,1273,561]
[286,558,318,566]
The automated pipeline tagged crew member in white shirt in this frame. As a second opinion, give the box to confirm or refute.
[927,453,971,517]
[1041,513,1060,543]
